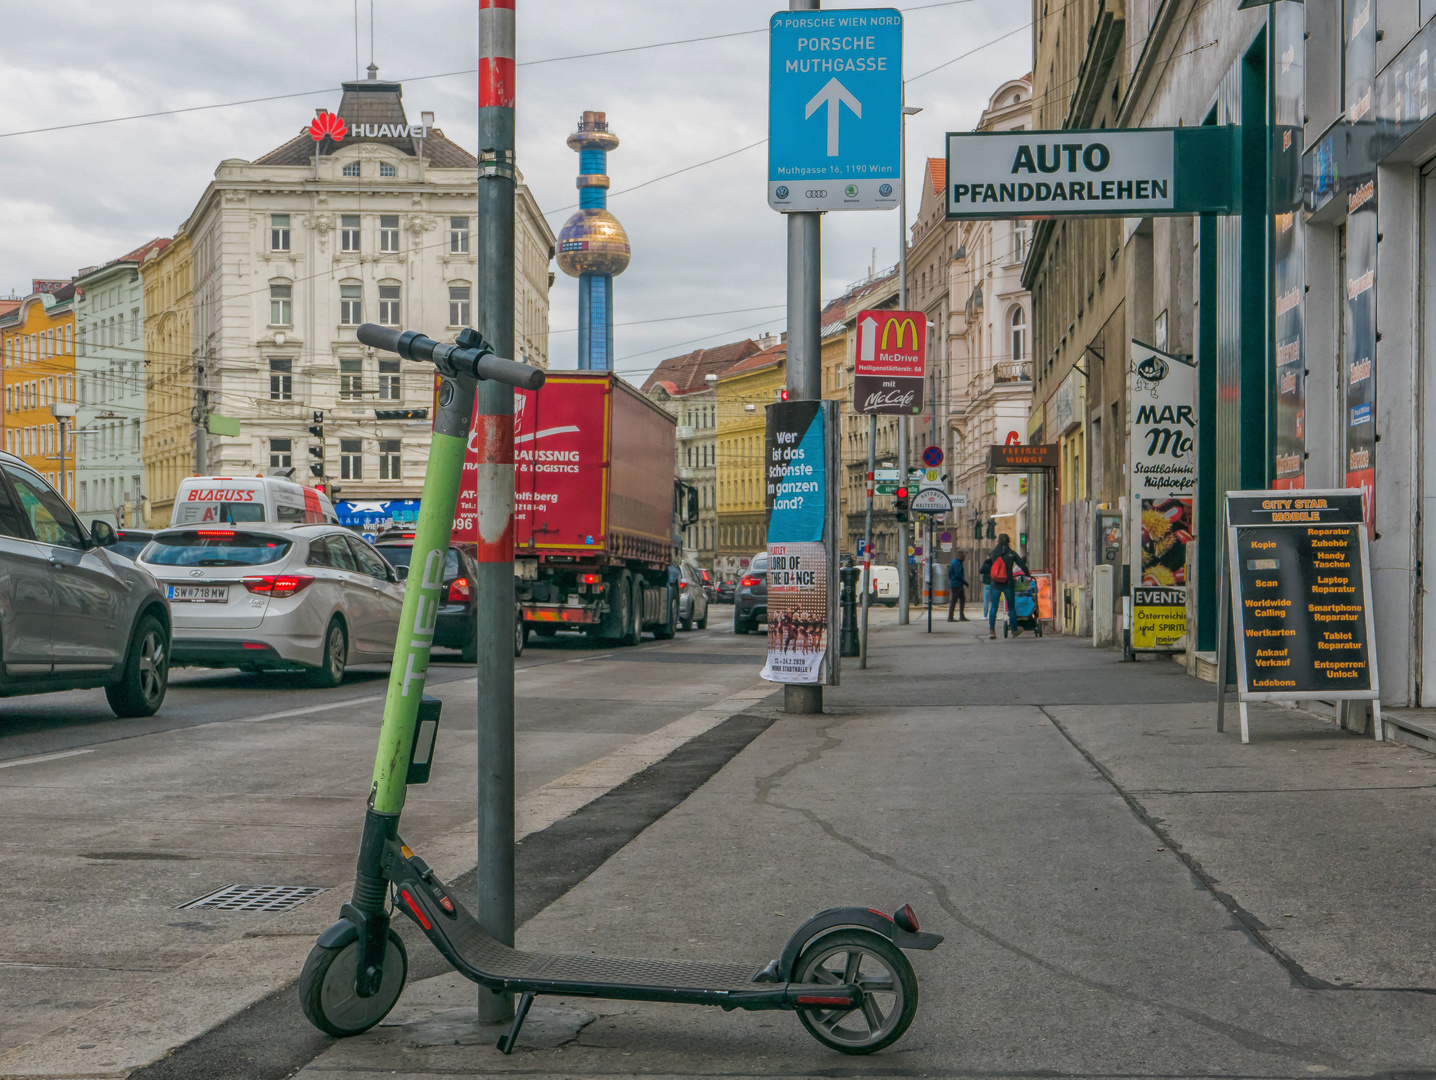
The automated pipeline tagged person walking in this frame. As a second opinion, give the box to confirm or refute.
[981,533,1029,640]
[946,552,968,621]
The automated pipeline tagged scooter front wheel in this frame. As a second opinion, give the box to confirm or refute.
[299,928,408,1037]
[794,929,918,1054]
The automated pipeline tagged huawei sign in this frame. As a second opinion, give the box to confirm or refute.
[309,112,347,142]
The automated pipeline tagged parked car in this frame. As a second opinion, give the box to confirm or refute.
[140,523,403,686]
[860,564,901,607]
[373,532,524,659]
[678,562,709,631]
[715,578,737,604]
[733,553,768,634]
[102,526,156,561]
[0,453,171,717]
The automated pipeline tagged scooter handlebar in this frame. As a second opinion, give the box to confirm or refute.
[356,323,545,391]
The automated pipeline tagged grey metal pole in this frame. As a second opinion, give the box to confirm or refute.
[785,0,823,714]
[896,84,910,625]
[475,0,517,1025]
[859,412,875,667]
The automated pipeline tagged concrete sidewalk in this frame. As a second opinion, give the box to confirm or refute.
[299,615,1436,1078]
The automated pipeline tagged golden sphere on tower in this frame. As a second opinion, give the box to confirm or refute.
[556,209,631,278]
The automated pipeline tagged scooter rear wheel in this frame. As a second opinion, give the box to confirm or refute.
[300,929,408,1037]
[794,929,918,1054]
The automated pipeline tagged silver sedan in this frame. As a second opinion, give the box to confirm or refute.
[137,524,404,686]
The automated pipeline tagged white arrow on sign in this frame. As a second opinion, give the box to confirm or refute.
[859,315,877,365]
[805,77,861,157]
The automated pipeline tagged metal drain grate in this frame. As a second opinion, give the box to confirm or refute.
[177,884,325,913]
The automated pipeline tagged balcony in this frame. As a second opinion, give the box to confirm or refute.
[678,466,696,480]
[993,360,1032,384]
[675,425,695,440]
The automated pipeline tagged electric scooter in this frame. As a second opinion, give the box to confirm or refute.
[299,323,943,1055]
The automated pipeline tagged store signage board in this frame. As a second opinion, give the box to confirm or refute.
[988,443,1058,473]
[1128,340,1197,652]
[854,309,925,413]
[1215,489,1382,744]
[768,9,902,212]
[944,126,1236,220]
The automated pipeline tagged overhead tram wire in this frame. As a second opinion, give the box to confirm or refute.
[0,0,988,141]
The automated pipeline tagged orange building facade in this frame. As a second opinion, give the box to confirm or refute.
[0,287,79,500]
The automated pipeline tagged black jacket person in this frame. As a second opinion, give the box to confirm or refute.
[980,534,1029,639]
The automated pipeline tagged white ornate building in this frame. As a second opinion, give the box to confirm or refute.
[177,69,554,529]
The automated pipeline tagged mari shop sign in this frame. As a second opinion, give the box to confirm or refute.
[1128,341,1197,651]
[944,127,1236,219]
[1217,490,1381,743]
[854,309,925,414]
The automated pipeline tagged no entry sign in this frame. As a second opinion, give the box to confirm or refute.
[853,309,925,414]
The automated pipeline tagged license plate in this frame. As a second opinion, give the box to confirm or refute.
[167,585,229,603]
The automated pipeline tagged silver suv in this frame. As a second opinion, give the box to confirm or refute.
[0,453,171,717]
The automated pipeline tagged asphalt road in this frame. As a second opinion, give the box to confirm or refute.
[0,621,770,1058]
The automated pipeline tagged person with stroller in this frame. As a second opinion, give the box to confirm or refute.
[980,533,1029,640]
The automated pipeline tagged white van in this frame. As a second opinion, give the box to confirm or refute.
[860,564,900,607]
[170,476,339,527]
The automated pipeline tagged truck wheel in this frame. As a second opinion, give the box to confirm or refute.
[654,594,678,640]
[600,571,631,644]
[625,578,643,647]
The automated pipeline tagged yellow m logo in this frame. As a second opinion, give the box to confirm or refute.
[880,317,920,351]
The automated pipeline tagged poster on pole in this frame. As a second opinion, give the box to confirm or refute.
[1127,340,1197,651]
[762,400,839,685]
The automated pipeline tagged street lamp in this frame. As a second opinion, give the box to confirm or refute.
[50,401,76,505]
[893,99,923,627]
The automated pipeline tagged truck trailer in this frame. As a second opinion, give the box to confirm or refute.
[470,372,695,645]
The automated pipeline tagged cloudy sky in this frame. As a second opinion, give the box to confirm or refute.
[0,0,1031,384]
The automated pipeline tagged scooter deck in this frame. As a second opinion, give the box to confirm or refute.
[393,875,854,1010]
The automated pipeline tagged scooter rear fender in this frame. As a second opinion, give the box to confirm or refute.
[774,905,944,981]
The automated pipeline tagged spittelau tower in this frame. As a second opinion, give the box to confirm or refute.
[556,112,630,371]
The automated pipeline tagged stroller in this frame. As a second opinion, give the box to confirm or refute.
[1003,574,1043,638]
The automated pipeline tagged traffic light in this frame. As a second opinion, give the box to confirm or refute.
[893,485,910,523]
[308,410,325,477]
[308,410,324,439]
[779,388,790,402]
[374,408,429,421]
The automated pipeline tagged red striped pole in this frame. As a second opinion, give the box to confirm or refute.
[475,0,518,1025]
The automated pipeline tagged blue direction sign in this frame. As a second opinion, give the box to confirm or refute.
[768,8,902,213]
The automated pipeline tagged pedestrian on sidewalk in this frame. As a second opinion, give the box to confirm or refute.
[947,552,968,621]
[981,533,1029,640]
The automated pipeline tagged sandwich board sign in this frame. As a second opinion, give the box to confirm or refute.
[1215,489,1381,744]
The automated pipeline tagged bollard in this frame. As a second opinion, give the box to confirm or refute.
[839,564,861,657]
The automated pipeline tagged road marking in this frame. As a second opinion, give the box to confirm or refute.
[0,748,95,770]
[229,694,386,723]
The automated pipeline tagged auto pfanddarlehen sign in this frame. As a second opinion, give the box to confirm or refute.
[945,127,1235,219]
[1223,490,1378,700]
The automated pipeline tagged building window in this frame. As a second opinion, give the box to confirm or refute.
[378,285,400,326]
[378,439,401,480]
[1013,222,1030,263]
[449,285,470,326]
[1010,307,1026,362]
[340,438,363,479]
[340,214,361,252]
[342,161,360,177]
[379,215,400,253]
[340,284,362,325]
[340,358,363,399]
[449,217,470,253]
[269,438,292,469]
[269,358,293,401]
[271,214,290,251]
[379,162,396,177]
[379,358,401,400]
[270,283,292,326]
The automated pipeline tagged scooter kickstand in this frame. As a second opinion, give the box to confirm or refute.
[495,991,535,1055]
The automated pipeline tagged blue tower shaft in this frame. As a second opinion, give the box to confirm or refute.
[578,273,613,372]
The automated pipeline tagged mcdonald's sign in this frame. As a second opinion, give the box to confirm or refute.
[854,308,926,415]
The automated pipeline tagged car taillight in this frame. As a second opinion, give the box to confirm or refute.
[680,582,689,591]
[740,576,760,587]
[242,574,315,598]
[197,530,235,538]
[447,577,472,603]
[578,573,601,585]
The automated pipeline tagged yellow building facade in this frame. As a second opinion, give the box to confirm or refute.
[715,342,785,577]
[140,233,193,527]
[0,290,78,499]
